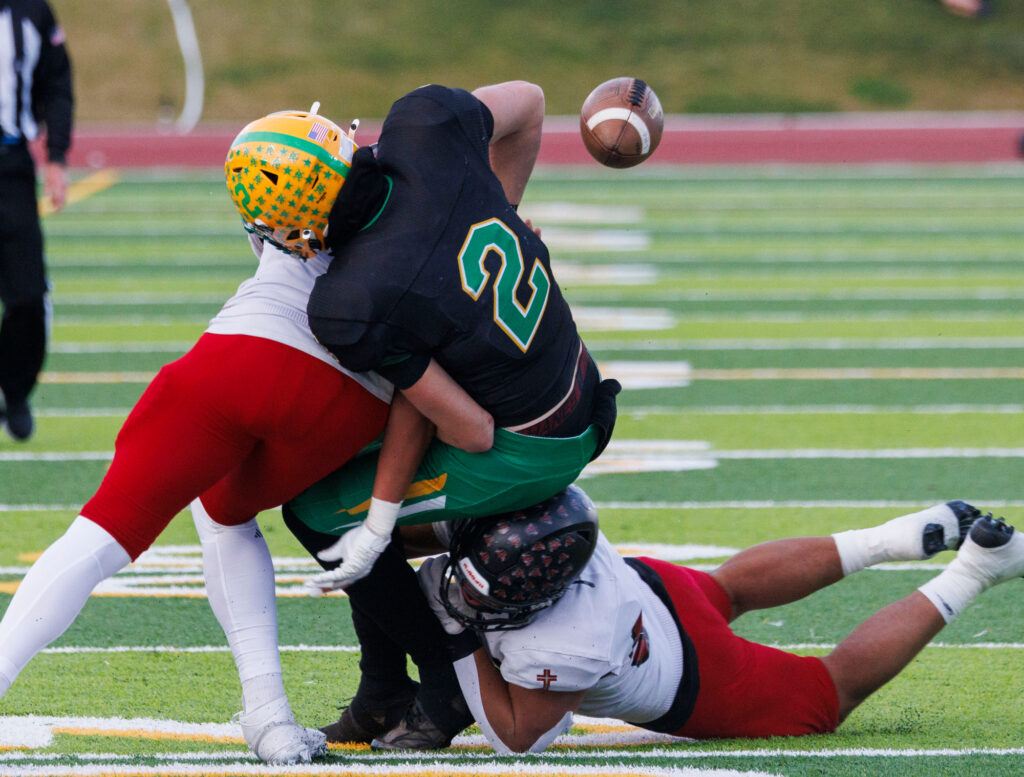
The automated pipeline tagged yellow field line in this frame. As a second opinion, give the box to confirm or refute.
[40,371,156,384]
[52,726,241,744]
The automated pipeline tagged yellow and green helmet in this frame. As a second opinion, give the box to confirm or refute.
[225,106,356,258]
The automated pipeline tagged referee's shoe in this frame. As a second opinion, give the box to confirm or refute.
[1,399,34,441]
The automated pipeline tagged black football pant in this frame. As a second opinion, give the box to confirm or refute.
[283,505,469,732]
[0,143,48,406]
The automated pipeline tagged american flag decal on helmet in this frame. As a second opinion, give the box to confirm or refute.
[307,122,329,142]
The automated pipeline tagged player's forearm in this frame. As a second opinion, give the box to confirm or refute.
[466,649,574,753]
[472,81,544,207]
[371,392,435,504]
[471,649,520,746]
[402,359,493,453]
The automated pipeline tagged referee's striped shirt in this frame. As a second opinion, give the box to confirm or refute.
[0,0,72,163]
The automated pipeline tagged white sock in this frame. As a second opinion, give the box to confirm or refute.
[191,498,288,714]
[0,517,130,693]
[918,568,983,623]
[832,503,960,576]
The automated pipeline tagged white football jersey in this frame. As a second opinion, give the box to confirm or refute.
[481,532,683,724]
[205,239,392,403]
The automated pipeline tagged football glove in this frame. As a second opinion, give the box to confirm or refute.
[304,522,391,594]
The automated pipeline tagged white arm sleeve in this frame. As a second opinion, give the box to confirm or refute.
[452,654,574,754]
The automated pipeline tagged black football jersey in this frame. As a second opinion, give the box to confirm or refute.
[307,85,582,428]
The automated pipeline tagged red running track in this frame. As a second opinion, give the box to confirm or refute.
[59,112,1024,168]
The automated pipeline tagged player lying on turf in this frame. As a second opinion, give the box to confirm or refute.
[327,487,1022,751]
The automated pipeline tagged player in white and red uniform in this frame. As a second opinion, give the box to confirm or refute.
[391,487,1024,752]
[0,111,409,766]
[0,229,392,762]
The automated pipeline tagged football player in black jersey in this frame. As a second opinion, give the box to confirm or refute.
[279,81,619,745]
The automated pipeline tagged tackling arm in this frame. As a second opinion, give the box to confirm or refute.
[471,81,544,208]
[453,648,582,753]
[308,360,492,591]
[401,358,493,453]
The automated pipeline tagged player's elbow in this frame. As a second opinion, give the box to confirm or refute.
[494,723,552,753]
[512,80,545,117]
[436,409,493,453]
[513,81,545,133]
[461,411,494,453]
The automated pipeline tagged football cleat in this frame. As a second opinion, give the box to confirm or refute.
[370,697,466,752]
[225,105,356,259]
[875,500,979,562]
[320,682,418,744]
[235,697,328,765]
[948,513,1024,590]
[1,399,34,442]
[922,500,980,556]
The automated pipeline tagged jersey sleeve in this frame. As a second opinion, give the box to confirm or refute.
[307,273,433,388]
[33,2,73,164]
[498,647,608,693]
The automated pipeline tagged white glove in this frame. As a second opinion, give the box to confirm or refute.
[417,554,475,635]
[304,523,390,594]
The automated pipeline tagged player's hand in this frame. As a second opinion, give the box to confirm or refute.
[417,554,473,635]
[524,218,541,237]
[304,524,390,594]
[43,162,68,212]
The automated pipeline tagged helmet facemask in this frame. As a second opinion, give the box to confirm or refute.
[441,485,600,633]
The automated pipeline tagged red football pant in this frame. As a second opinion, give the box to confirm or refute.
[82,333,390,559]
[638,557,840,738]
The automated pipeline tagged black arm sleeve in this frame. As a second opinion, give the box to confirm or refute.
[32,3,73,163]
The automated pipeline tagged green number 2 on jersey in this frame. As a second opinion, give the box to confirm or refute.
[457,218,551,352]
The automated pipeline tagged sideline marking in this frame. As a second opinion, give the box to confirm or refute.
[7,444,1024,466]
[6,500,1024,512]
[21,641,1024,657]
[35,364,1024,387]
[39,169,120,217]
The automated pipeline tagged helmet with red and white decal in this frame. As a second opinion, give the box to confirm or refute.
[441,485,599,631]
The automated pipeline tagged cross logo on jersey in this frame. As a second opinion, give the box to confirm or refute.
[536,669,558,690]
[629,614,650,667]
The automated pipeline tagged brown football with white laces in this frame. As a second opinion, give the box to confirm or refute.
[580,77,664,168]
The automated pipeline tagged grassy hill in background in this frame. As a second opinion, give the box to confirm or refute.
[54,0,1024,125]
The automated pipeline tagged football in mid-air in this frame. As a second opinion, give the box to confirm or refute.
[580,77,664,168]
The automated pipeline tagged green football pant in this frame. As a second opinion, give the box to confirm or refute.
[284,425,602,536]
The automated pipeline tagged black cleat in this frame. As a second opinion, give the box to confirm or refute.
[370,694,473,752]
[950,512,1024,588]
[1,399,33,442]
[967,512,1016,550]
[320,682,418,744]
[922,500,982,555]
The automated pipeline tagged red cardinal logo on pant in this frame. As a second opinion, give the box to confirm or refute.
[629,614,650,666]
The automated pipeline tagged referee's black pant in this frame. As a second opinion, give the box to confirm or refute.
[0,142,48,407]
